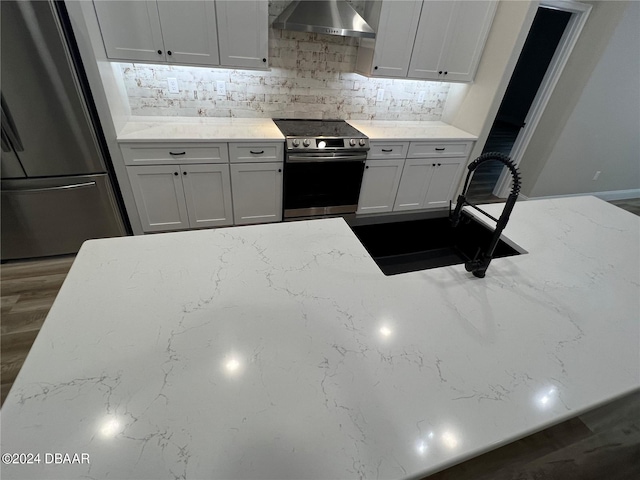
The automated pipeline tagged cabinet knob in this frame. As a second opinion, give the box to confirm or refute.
[365,165,369,169]
[174,172,178,176]
[167,50,172,56]
[438,71,442,74]
[278,168,282,173]
[438,163,442,166]
[432,163,436,167]
[374,66,378,70]
[183,171,187,175]
[263,58,267,62]
[444,71,448,75]
[157,50,163,55]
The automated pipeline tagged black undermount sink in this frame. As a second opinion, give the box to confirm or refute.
[349,212,523,276]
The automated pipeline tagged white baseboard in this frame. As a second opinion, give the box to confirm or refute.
[519,189,640,202]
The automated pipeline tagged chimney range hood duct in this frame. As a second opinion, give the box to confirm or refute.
[273,0,375,39]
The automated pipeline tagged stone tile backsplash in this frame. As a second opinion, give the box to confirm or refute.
[119,1,450,120]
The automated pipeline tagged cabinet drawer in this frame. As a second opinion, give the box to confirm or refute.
[229,143,283,163]
[368,142,410,160]
[407,142,471,158]
[121,143,229,165]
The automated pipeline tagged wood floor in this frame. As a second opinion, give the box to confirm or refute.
[1,200,639,478]
[1,255,75,405]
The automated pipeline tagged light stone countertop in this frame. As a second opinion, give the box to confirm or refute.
[116,117,477,143]
[1,196,638,479]
[117,116,285,142]
[347,120,478,141]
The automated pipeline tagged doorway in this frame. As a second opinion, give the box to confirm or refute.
[466,1,591,201]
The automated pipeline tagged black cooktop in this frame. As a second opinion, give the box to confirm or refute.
[272,119,367,138]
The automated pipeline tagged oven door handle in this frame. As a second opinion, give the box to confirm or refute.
[287,153,368,163]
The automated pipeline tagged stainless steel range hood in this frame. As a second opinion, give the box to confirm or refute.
[273,0,375,39]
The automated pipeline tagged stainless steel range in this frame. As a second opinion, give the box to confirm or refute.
[273,119,369,219]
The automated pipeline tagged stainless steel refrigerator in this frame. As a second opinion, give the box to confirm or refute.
[1,0,127,261]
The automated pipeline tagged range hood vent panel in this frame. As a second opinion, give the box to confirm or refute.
[273,0,375,39]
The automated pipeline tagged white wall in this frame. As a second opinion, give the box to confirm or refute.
[527,1,640,197]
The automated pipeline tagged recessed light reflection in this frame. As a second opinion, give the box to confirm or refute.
[417,440,428,456]
[99,416,121,439]
[318,140,326,149]
[222,355,244,377]
[416,428,460,457]
[536,386,557,409]
[379,326,393,337]
[226,358,241,372]
[441,430,459,449]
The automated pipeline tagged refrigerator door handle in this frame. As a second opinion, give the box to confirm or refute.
[2,181,96,193]
[0,95,24,152]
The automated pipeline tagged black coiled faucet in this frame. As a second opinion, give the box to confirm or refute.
[450,153,522,278]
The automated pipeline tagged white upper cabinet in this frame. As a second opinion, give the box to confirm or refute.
[359,0,496,82]
[93,1,165,63]
[156,1,219,66]
[93,0,268,69]
[409,1,497,82]
[356,1,423,78]
[216,0,268,69]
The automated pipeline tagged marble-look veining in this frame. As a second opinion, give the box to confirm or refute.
[1,196,638,479]
[117,116,285,142]
[346,120,477,141]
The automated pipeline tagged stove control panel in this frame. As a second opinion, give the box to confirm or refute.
[285,137,369,151]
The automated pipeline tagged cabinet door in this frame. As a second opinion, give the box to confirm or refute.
[440,1,497,82]
[407,1,454,80]
[216,1,268,69]
[393,158,435,211]
[230,163,283,225]
[371,1,423,78]
[127,165,189,232]
[93,1,165,62]
[423,158,465,209]
[357,159,404,214]
[181,164,233,228]
[156,1,220,66]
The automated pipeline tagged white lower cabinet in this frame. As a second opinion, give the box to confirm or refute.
[230,163,283,225]
[357,159,405,214]
[127,164,233,232]
[393,157,465,211]
[181,164,233,228]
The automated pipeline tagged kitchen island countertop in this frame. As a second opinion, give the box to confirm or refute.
[1,196,638,479]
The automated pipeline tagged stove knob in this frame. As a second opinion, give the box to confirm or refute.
[303,139,311,147]
[359,138,366,146]
[349,139,356,146]
[291,139,300,147]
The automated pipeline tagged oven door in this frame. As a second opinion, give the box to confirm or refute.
[284,152,367,218]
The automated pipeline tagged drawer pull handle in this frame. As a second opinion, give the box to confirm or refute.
[435,148,445,151]
[381,149,393,152]
[250,150,265,155]
[169,151,186,156]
